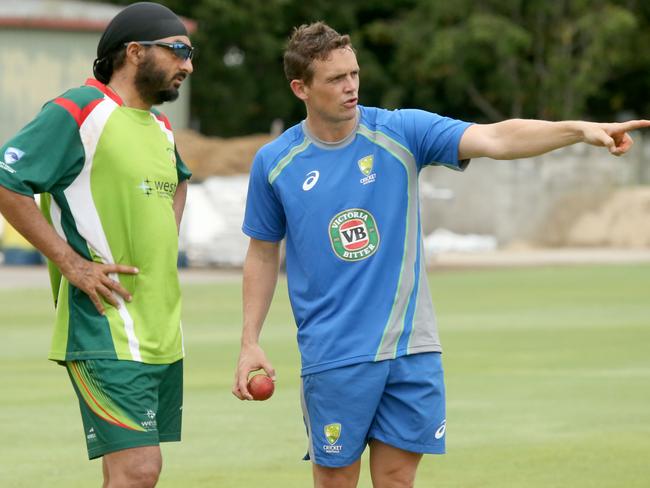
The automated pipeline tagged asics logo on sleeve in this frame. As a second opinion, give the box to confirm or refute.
[302,170,320,191]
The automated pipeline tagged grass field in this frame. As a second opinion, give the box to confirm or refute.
[1,264,649,487]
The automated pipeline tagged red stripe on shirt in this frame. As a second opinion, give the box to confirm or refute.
[79,99,103,126]
[154,112,172,131]
[53,98,82,126]
[85,78,124,106]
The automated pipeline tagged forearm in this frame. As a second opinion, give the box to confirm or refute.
[173,179,188,232]
[461,119,588,160]
[232,239,280,399]
[0,186,79,272]
[1,187,137,313]
[241,240,280,346]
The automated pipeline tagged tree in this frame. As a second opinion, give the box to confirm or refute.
[390,0,638,121]
[94,0,648,133]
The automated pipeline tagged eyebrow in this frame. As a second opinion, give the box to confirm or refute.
[325,68,359,82]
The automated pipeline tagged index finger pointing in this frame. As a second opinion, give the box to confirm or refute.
[616,119,650,132]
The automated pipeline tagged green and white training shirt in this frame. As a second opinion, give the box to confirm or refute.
[0,79,191,364]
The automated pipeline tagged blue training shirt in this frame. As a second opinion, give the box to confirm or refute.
[243,105,472,375]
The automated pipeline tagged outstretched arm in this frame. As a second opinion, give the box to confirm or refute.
[458,119,650,161]
[0,185,137,314]
[232,238,281,400]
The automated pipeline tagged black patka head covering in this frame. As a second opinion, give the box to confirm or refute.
[93,2,188,83]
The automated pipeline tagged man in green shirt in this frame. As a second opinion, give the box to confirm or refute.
[0,3,193,486]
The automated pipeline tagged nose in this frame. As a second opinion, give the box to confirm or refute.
[343,75,355,92]
[181,57,194,74]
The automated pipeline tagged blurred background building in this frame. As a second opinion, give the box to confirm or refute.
[0,0,193,141]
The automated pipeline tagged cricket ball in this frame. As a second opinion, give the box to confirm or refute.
[247,374,275,401]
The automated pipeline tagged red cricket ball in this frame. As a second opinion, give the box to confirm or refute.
[247,374,275,401]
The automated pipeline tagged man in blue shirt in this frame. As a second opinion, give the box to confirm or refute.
[232,21,649,488]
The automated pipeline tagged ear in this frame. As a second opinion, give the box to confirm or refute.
[125,42,144,65]
[289,79,309,101]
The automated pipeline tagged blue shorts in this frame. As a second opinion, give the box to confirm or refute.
[300,352,446,467]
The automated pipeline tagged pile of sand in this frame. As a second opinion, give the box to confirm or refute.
[565,187,650,247]
[175,129,273,181]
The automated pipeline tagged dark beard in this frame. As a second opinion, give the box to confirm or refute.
[134,53,181,105]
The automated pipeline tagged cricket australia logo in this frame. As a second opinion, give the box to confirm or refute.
[329,208,380,261]
[323,423,343,454]
[358,155,376,185]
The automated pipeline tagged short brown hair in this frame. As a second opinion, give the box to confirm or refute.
[283,21,352,84]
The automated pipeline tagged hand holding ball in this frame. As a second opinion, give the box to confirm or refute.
[247,374,275,400]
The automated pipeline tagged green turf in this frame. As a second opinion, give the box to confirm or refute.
[1,264,649,487]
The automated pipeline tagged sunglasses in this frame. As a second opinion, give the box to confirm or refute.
[126,41,194,61]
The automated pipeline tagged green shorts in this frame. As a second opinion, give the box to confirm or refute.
[66,359,183,460]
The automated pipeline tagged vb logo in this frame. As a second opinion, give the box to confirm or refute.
[328,208,380,262]
[339,220,369,250]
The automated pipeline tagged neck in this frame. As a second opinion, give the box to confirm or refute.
[305,111,357,143]
[107,76,150,110]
